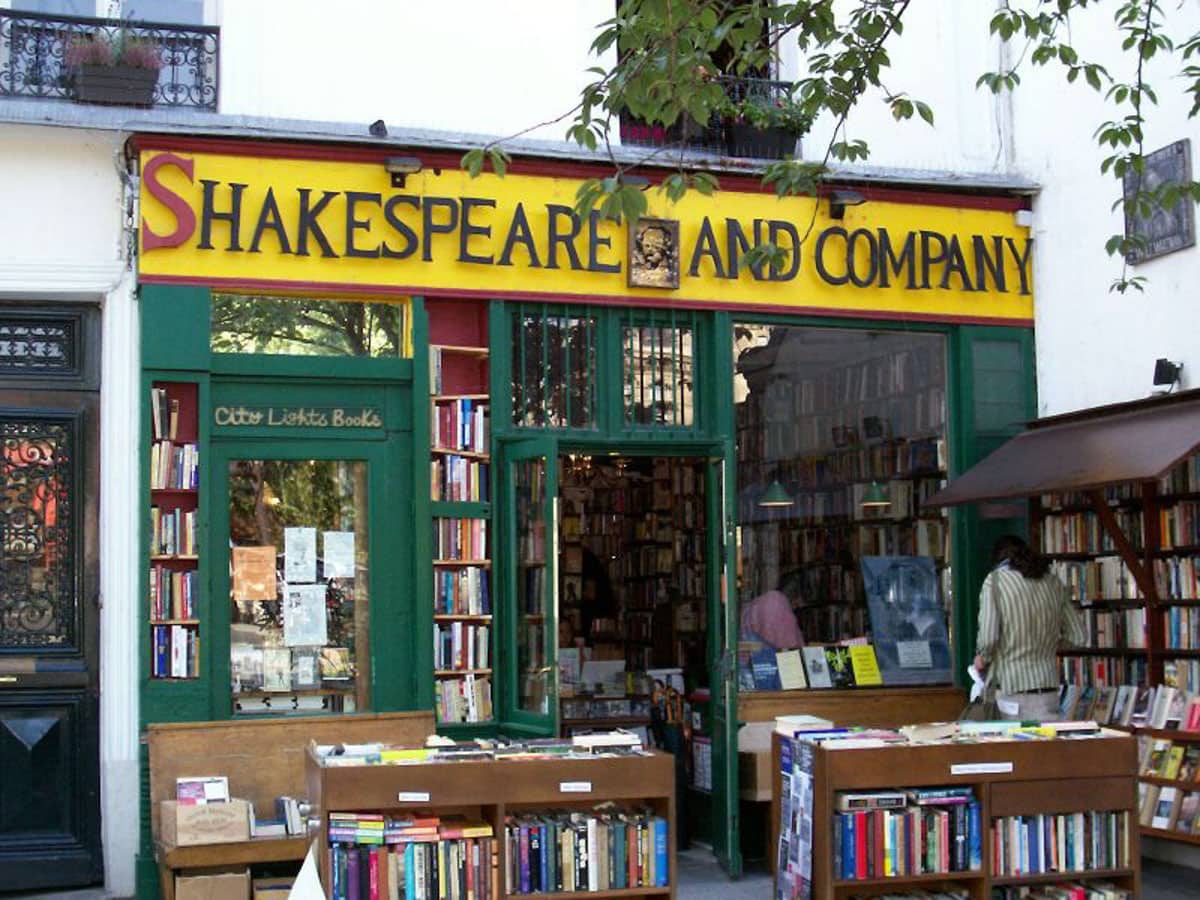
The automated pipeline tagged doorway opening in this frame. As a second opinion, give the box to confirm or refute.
[555,451,713,846]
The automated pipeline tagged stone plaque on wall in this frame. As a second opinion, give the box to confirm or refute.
[1123,139,1196,264]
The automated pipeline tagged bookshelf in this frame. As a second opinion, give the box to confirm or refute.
[1032,450,1200,850]
[734,332,951,650]
[772,729,1139,900]
[305,746,676,899]
[148,381,201,680]
[428,303,493,728]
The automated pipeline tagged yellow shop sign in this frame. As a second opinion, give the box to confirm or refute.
[138,148,1034,324]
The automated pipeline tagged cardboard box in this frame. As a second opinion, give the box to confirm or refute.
[176,870,250,900]
[738,749,773,802]
[252,877,293,900]
[160,799,251,847]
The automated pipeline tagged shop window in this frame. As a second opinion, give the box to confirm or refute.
[733,325,954,690]
[211,294,407,358]
[228,459,369,716]
[510,305,597,429]
[621,310,696,429]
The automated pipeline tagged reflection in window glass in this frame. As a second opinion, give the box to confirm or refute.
[623,323,695,428]
[732,325,952,691]
[515,457,550,715]
[228,459,369,716]
[510,307,597,429]
[212,294,406,357]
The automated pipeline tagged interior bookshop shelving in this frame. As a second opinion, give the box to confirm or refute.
[734,327,952,683]
[428,300,493,726]
[1030,449,1200,851]
[306,739,676,900]
[148,382,201,679]
[774,724,1139,900]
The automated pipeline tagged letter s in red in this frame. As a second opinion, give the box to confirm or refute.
[141,152,197,251]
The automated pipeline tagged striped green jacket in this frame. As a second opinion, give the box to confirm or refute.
[976,565,1087,694]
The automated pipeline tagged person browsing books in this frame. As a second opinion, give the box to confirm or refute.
[740,570,805,650]
[973,534,1086,721]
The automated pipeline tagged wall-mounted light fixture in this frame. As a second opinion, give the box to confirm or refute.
[1154,358,1184,393]
[384,156,423,188]
[758,480,793,509]
[861,480,890,510]
[829,189,867,220]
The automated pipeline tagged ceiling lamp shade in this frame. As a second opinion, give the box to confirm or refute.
[758,480,793,508]
[861,480,891,509]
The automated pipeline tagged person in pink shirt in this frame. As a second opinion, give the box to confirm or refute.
[740,571,805,650]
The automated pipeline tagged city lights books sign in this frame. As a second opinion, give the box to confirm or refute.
[137,145,1034,325]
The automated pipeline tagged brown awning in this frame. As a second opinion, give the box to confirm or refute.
[924,389,1200,507]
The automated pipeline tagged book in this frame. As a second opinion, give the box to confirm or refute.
[1177,792,1200,834]
[801,647,833,688]
[775,650,808,690]
[824,646,855,688]
[835,791,907,811]
[1164,745,1187,781]
[848,645,883,686]
[175,775,229,805]
[1152,786,1180,830]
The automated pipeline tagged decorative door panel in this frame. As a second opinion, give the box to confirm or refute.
[0,689,99,888]
[0,415,79,652]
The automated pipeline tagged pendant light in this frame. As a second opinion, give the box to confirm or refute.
[758,480,793,509]
[861,480,890,510]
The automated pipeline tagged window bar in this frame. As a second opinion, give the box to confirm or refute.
[517,308,528,427]
[540,305,550,427]
[564,313,573,429]
[667,312,676,427]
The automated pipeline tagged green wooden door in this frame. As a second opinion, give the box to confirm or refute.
[498,435,560,737]
[708,454,742,876]
[208,437,394,718]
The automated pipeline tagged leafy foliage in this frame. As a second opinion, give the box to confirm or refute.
[460,0,1200,291]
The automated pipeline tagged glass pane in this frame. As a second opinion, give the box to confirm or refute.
[0,418,73,648]
[623,324,695,427]
[515,456,550,714]
[510,309,596,428]
[211,294,406,358]
[228,459,369,716]
[732,325,952,689]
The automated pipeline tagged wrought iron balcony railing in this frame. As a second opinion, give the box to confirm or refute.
[0,9,218,110]
[619,76,795,158]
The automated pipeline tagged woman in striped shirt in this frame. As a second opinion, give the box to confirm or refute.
[973,535,1087,721]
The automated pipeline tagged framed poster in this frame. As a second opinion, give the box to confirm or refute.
[861,555,952,685]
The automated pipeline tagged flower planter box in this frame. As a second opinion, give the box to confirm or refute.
[726,123,799,160]
[73,64,157,107]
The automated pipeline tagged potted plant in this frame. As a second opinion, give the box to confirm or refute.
[66,31,163,107]
[725,93,814,159]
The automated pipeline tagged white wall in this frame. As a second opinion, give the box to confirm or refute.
[0,125,138,898]
[217,0,615,141]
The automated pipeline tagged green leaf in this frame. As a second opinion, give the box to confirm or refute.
[915,101,934,125]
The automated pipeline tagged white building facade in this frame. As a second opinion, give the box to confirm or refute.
[0,1,1196,895]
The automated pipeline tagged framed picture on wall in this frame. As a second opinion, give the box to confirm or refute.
[861,555,953,686]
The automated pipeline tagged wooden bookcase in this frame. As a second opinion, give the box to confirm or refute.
[148,380,201,680]
[1032,450,1200,848]
[305,748,677,899]
[771,729,1139,899]
[428,300,494,727]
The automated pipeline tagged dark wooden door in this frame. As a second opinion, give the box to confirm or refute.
[0,308,102,890]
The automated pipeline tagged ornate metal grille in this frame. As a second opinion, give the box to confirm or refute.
[0,318,76,375]
[0,418,74,648]
[0,10,218,110]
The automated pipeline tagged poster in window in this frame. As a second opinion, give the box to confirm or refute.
[861,555,952,685]
[231,545,277,601]
[322,530,356,579]
[284,526,318,583]
[283,582,328,647]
